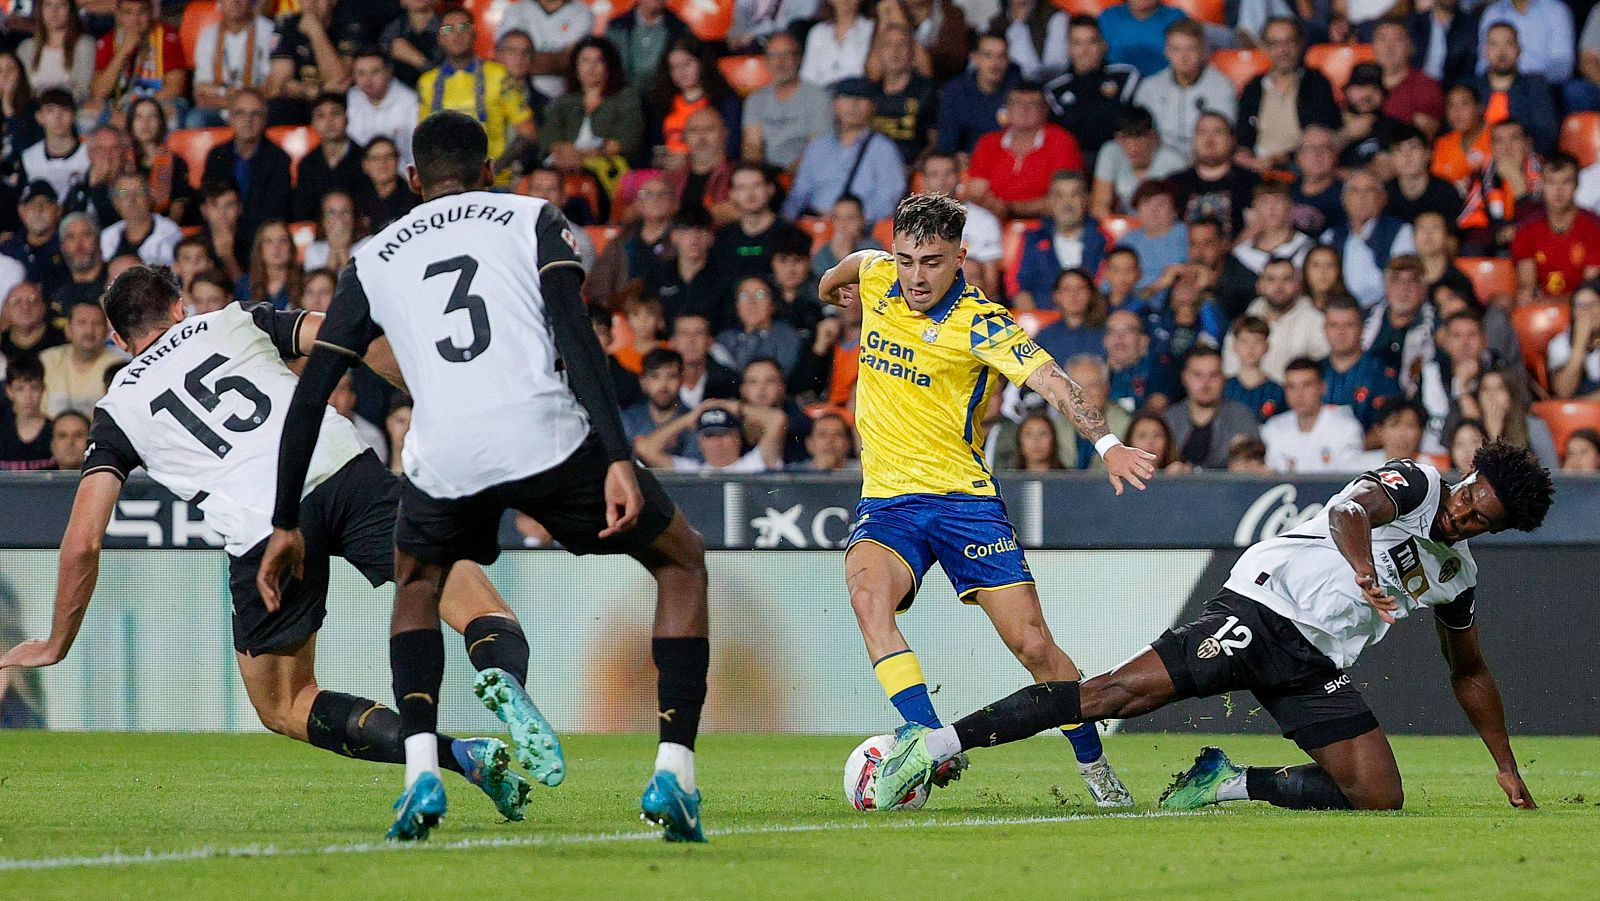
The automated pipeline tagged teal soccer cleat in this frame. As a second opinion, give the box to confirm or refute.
[387,771,447,841]
[871,723,936,809]
[474,668,566,786]
[1160,746,1244,810]
[453,738,532,821]
[640,771,707,843]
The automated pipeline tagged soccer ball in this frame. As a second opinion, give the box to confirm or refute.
[843,733,929,812]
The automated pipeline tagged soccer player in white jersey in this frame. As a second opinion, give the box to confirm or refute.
[874,443,1554,813]
[260,111,712,843]
[0,267,545,824]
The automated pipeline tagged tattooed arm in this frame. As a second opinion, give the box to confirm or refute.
[1024,361,1158,495]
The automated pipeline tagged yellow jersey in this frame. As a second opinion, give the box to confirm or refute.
[855,250,1052,499]
[416,60,531,182]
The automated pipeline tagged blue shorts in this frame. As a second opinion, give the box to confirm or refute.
[847,494,1033,611]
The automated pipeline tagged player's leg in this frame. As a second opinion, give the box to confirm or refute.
[385,546,454,838]
[846,539,939,728]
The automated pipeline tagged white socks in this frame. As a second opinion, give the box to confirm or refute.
[925,725,961,763]
[404,733,439,788]
[1216,771,1250,802]
[656,742,697,793]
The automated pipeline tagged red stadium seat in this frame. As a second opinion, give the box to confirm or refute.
[1560,112,1600,169]
[1306,43,1375,103]
[1511,302,1572,391]
[564,173,603,219]
[267,126,321,183]
[719,55,773,97]
[1002,218,1041,298]
[167,127,233,190]
[668,0,733,42]
[1015,309,1062,337]
[463,0,512,59]
[1101,215,1140,245]
[797,216,833,254]
[586,224,623,257]
[1457,256,1517,304]
[1531,400,1600,459]
[180,1,219,64]
[1210,49,1271,94]
[586,0,638,35]
[1171,0,1225,25]
[1048,0,1113,13]
[871,218,895,249]
[288,221,317,264]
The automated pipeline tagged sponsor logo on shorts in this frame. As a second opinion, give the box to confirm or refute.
[963,536,1019,559]
[1324,674,1351,694]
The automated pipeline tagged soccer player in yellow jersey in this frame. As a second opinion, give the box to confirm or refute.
[820,194,1158,807]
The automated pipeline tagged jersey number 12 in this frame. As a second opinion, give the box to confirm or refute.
[149,353,271,458]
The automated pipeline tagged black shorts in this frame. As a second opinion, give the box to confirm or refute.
[229,451,397,656]
[1151,589,1380,751]
[395,437,677,566]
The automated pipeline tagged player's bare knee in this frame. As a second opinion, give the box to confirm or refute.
[1003,628,1059,674]
[1352,780,1404,811]
[251,697,298,736]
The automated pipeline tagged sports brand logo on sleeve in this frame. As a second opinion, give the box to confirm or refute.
[1379,470,1407,489]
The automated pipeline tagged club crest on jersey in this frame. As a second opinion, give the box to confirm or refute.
[970,311,1020,350]
[1439,556,1461,582]
[922,324,940,343]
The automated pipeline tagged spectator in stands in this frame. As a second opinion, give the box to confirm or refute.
[347,49,418,168]
[1477,0,1573,85]
[1014,171,1104,310]
[666,108,736,225]
[1104,308,1153,411]
[1428,271,1522,376]
[538,37,644,183]
[867,25,937,164]
[648,36,742,166]
[1411,0,1479,89]
[1432,84,1491,189]
[1144,265,1223,400]
[793,410,858,472]
[941,30,1018,158]
[647,209,726,327]
[791,298,861,405]
[1512,154,1600,304]
[1063,353,1128,468]
[291,93,365,223]
[1446,417,1488,471]
[48,407,88,471]
[965,81,1082,219]
[1090,105,1183,219]
[1236,17,1340,173]
[716,275,803,375]
[0,282,63,362]
[1569,6,1600,114]
[126,98,190,223]
[1134,21,1237,165]
[1461,119,1542,256]
[1353,401,1425,468]
[1550,283,1600,400]
[624,346,691,453]
[187,0,273,128]
[636,401,787,473]
[302,191,361,273]
[236,221,301,311]
[380,0,443,90]
[355,137,418,233]
[1224,315,1286,423]
[784,82,906,223]
[1364,255,1434,394]
[1006,409,1067,471]
[66,126,129,235]
[100,172,178,266]
[2,181,67,299]
[743,33,834,175]
[1384,124,1464,223]
[606,0,689,86]
[1369,16,1444,139]
[670,311,740,406]
[187,268,235,315]
[1171,111,1258,239]
[1289,125,1345,236]
[731,0,821,51]
[54,211,103,313]
[1044,15,1137,165]
[1100,245,1143,314]
[738,355,812,462]
[1124,409,1180,471]
[1562,427,1600,471]
[265,0,353,126]
[0,355,53,470]
[614,286,670,376]
[197,180,247,281]
[587,180,673,311]
[1419,310,1490,433]
[172,235,217,293]
[498,30,541,122]
[328,371,388,461]
[1224,434,1269,472]
[705,167,791,277]
[1447,362,1561,467]
[1324,169,1414,309]
[590,304,643,407]
[1034,268,1108,363]
[295,268,336,314]
[811,195,882,279]
[1164,346,1260,470]
[87,0,185,125]
[497,0,594,103]
[1261,357,1363,472]
[201,90,292,242]
[1337,64,1408,170]
[1322,296,1401,432]
[1101,0,1187,78]
[418,9,534,182]
[18,0,96,105]
[20,89,88,204]
[1232,180,1314,278]
[1224,258,1329,382]
[39,301,117,417]
[1473,22,1557,155]
[1003,0,1067,81]
[1303,244,1354,311]
[801,0,876,87]
[1117,183,1186,302]
[917,151,1003,298]
[770,230,824,335]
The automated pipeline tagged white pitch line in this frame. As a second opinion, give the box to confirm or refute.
[0,810,1215,872]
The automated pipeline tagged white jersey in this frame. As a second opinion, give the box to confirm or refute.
[1260,405,1365,474]
[318,191,591,499]
[85,304,364,555]
[1223,459,1478,669]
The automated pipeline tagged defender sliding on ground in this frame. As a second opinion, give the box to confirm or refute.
[874,444,1553,812]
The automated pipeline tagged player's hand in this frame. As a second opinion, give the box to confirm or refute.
[0,640,64,671]
[1497,769,1537,809]
[1104,444,1157,496]
[256,528,306,614]
[1355,571,1398,624]
[599,461,644,538]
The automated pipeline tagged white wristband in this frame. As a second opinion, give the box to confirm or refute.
[1094,435,1123,459]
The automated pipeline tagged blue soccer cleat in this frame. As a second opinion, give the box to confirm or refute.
[640,771,707,843]
[452,737,532,822]
[387,771,447,841]
[474,668,566,787]
[1160,746,1244,810]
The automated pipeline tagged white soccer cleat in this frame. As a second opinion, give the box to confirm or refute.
[1079,757,1134,809]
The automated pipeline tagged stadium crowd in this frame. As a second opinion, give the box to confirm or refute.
[0,0,1599,480]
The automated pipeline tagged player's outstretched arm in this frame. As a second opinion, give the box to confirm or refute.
[818,251,875,306]
[1328,482,1403,623]
[1023,361,1156,495]
[0,472,122,670]
[1435,617,1535,809]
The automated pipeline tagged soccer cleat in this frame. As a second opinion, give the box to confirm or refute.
[870,723,936,808]
[640,771,707,843]
[1160,746,1244,811]
[453,737,532,821]
[474,667,566,786]
[1079,757,1135,809]
[931,751,971,788]
[386,771,447,841]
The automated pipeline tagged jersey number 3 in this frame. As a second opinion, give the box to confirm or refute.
[429,255,491,362]
[149,353,271,458]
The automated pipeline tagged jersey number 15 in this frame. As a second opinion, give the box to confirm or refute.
[149,353,271,458]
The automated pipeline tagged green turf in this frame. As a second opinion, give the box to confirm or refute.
[1,732,1596,899]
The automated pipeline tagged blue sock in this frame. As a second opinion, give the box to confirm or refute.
[1062,722,1103,764]
[889,684,943,729]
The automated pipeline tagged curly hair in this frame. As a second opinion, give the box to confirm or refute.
[1473,439,1555,532]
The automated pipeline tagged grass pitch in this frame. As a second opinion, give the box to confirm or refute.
[1,732,1596,899]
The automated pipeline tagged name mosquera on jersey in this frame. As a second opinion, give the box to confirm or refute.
[374,202,517,263]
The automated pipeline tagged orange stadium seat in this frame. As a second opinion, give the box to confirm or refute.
[167,127,233,189]
[1014,309,1062,336]
[1171,0,1225,25]
[1048,0,1113,13]
[288,221,317,263]
[267,126,321,183]
[668,0,734,42]
[464,0,512,59]
[1101,215,1140,245]
[797,216,833,253]
[1306,43,1375,102]
[871,218,895,248]
[1560,112,1600,169]
[1210,49,1270,94]
[180,1,219,64]
[1511,302,1572,391]
[1002,218,1041,298]
[803,402,855,427]
[1531,400,1600,459]
[587,0,638,35]
[720,55,773,97]
[565,173,603,218]
[1457,256,1517,303]
[586,224,623,257]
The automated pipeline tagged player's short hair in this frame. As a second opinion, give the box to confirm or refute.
[1544,152,1581,177]
[1472,439,1554,532]
[103,265,180,341]
[411,110,489,191]
[1284,356,1324,380]
[893,193,966,247]
[1379,401,1425,427]
[5,353,43,385]
[1230,314,1270,338]
[641,347,684,375]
